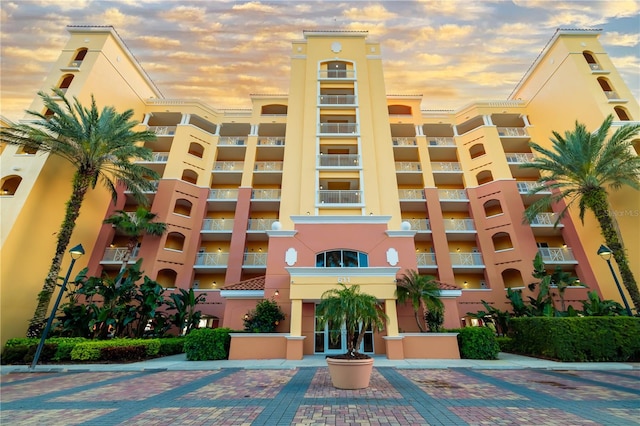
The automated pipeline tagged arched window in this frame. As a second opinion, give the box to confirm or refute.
[326,61,348,78]
[316,249,368,268]
[502,268,524,289]
[71,48,88,67]
[16,144,37,155]
[597,77,618,99]
[1,175,22,195]
[261,104,288,115]
[582,51,600,70]
[388,105,412,115]
[492,232,513,251]
[164,232,185,251]
[476,170,493,185]
[483,199,503,217]
[58,74,74,94]
[469,143,486,159]
[156,269,177,289]
[181,169,198,184]
[173,198,192,216]
[614,106,631,121]
[188,142,204,158]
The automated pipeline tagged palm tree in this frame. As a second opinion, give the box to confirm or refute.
[396,270,444,332]
[0,88,159,337]
[522,115,640,312]
[104,206,167,274]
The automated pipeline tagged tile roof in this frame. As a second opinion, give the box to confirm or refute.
[437,282,461,291]
[222,276,265,291]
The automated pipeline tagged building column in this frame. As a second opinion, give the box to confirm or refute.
[483,115,493,126]
[215,123,222,136]
[290,299,303,336]
[521,114,531,127]
[142,113,152,126]
[453,125,459,136]
[415,125,423,136]
[180,114,190,125]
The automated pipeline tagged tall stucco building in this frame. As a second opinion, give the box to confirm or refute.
[1,27,638,357]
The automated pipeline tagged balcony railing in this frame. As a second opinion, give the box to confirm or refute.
[201,219,234,231]
[247,218,277,231]
[102,247,138,262]
[589,63,602,71]
[398,189,425,200]
[319,94,356,105]
[431,162,461,172]
[254,161,283,171]
[208,189,239,200]
[318,154,360,167]
[218,137,246,146]
[450,252,484,266]
[213,161,243,171]
[319,123,357,134]
[148,126,176,136]
[243,252,267,266]
[538,247,576,263]
[444,219,475,231]
[416,253,437,267]
[195,252,229,267]
[318,69,356,79]
[497,127,528,137]
[438,189,468,200]
[395,162,422,172]
[126,180,159,193]
[517,181,549,194]
[604,90,621,100]
[530,213,559,226]
[257,137,285,146]
[318,190,362,204]
[505,153,535,164]
[252,189,281,200]
[392,137,417,146]
[427,137,455,146]
[405,219,431,231]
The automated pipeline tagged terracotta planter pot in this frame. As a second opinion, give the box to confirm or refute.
[326,357,374,389]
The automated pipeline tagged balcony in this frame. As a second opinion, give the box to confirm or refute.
[148,126,176,136]
[431,162,461,172]
[247,218,277,241]
[398,189,425,200]
[318,123,358,135]
[201,219,234,241]
[101,247,138,263]
[450,252,485,271]
[251,189,281,211]
[538,247,576,262]
[416,253,437,270]
[194,251,229,270]
[530,213,563,236]
[319,94,356,105]
[243,252,268,269]
[254,161,283,171]
[207,189,239,211]
[257,137,285,146]
[218,137,246,146]
[318,69,356,80]
[125,180,159,194]
[444,219,475,231]
[427,137,455,147]
[497,127,529,138]
[405,218,431,231]
[318,190,363,205]
[395,162,421,172]
[517,181,550,194]
[392,137,417,146]
[213,161,243,171]
[505,153,535,164]
[318,154,360,168]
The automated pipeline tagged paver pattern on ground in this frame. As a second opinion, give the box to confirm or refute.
[1,367,639,425]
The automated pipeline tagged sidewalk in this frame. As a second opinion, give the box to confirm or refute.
[2,352,639,374]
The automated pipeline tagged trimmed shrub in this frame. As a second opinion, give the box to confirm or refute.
[70,339,161,362]
[158,337,185,356]
[496,336,515,353]
[509,317,640,362]
[455,327,500,360]
[1,345,30,365]
[185,328,232,361]
[101,345,148,362]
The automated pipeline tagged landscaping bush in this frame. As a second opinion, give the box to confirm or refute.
[454,327,500,360]
[158,337,185,356]
[496,336,515,353]
[70,339,161,362]
[509,317,640,362]
[24,343,57,363]
[185,328,232,361]
[101,345,148,362]
[1,345,30,365]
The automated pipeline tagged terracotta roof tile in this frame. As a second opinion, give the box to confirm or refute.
[222,276,265,291]
[437,282,461,290]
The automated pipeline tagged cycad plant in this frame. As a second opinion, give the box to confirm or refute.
[0,89,158,336]
[522,115,640,312]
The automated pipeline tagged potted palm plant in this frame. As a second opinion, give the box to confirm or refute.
[316,283,388,389]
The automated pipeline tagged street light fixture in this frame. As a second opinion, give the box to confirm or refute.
[597,244,632,316]
[30,244,85,369]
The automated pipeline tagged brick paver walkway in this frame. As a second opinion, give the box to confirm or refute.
[1,367,639,425]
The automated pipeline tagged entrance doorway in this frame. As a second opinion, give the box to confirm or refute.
[314,306,374,355]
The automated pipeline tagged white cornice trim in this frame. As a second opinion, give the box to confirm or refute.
[291,215,391,225]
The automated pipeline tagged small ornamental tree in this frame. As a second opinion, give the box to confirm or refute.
[243,299,286,333]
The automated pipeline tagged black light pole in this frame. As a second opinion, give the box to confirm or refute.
[597,244,632,316]
[30,244,85,369]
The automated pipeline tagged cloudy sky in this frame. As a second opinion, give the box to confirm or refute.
[1,0,639,120]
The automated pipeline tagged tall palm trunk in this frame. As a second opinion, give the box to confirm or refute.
[589,189,640,312]
[27,172,92,337]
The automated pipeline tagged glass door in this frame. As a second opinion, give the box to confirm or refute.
[314,305,374,355]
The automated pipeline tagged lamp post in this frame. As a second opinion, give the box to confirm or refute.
[30,244,85,369]
[597,244,632,316]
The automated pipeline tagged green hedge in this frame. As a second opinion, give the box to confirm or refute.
[453,327,500,360]
[2,337,88,365]
[70,339,161,361]
[509,317,640,362]
[184,328,232,361]
[158,337,185,356]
